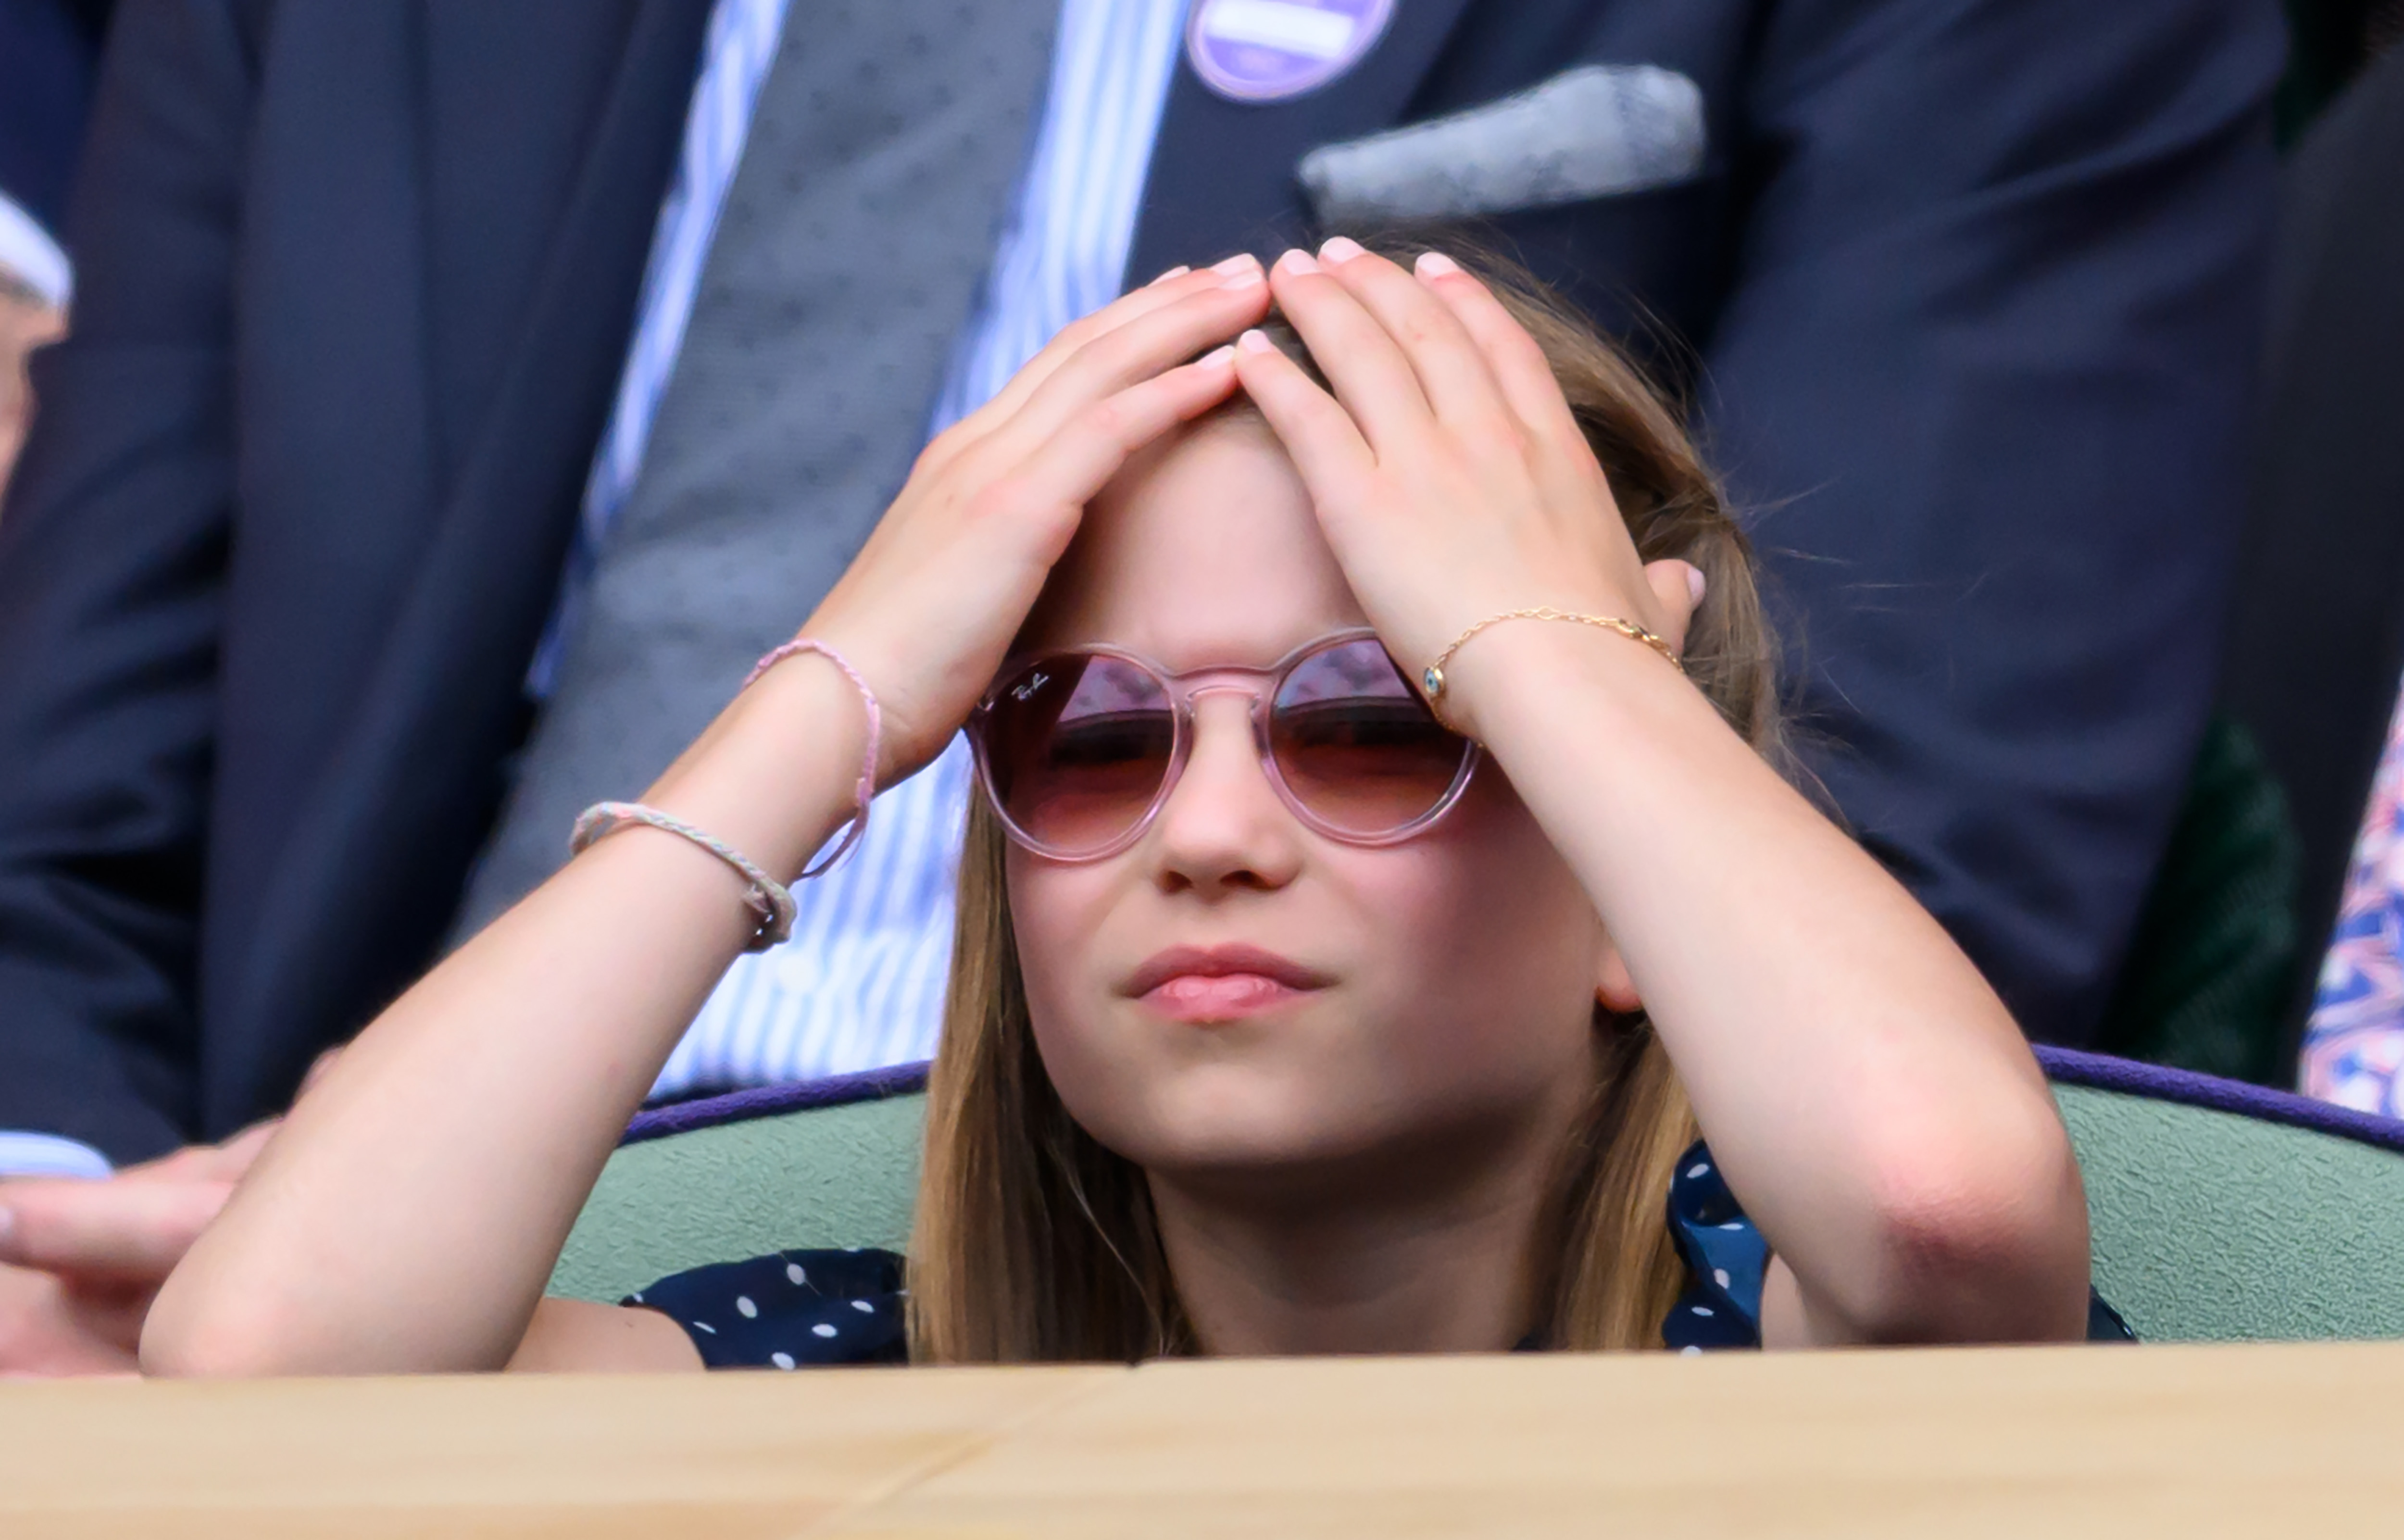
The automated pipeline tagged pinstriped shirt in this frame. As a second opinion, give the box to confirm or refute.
[557,0,1191,1098]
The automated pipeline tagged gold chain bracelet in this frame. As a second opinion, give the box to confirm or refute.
[1420,607,1682,704]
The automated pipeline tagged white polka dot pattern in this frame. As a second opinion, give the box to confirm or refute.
[627,1248,909,1368]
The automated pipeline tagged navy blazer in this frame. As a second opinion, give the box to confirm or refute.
[0,0,2282,1160]
[0,0,104,233]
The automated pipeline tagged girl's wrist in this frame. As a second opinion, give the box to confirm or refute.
[639,650,876,885]
[1439,608,1694,753]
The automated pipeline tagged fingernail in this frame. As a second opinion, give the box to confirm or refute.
[1686,566,1708,604]
[1274,248,1320,276]
[1319,235,1366,264]
[1214,253,1265,289]
[1415,250,1461,278]
[1237,329,1274,354]
[1149,264,1190,286]
[1200,343,1237,366]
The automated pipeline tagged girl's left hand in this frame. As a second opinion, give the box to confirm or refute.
[1234,240,1701,742]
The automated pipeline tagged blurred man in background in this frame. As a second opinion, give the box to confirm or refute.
[0,0,2280,1370]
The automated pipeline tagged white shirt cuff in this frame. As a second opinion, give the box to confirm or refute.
[0,191,72,308]
[0,1132,113,1179]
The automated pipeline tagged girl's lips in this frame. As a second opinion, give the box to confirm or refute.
[1140,972,1309,1023]
[1122,944,1332,1023]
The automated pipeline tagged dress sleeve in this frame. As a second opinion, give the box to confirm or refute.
[623,1247,909,1368]
[1662,1140,1770,1352]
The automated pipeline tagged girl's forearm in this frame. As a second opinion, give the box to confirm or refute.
[1458,623,2089,1342]
[142,657,872,1377]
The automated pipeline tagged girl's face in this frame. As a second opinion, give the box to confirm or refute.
[1007,414,1626,1195]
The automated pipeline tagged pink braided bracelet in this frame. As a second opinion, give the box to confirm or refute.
[744,638,880,878]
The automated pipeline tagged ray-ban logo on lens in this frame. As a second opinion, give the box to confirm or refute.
[1012,672,1050,702]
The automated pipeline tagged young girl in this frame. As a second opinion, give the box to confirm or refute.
[142,239,2097,1375]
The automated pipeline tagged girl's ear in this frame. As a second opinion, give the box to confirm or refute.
[1594,939,1643,1016]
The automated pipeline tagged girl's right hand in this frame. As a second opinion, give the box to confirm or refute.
[797,256,1272,783]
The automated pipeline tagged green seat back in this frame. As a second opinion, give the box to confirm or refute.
[553,1055,2404,1343]
[551,1083,926,1305]
[2056,1076,2404,1340]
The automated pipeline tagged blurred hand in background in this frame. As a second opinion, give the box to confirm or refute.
[0,1051,329,1376]
[0,275,63,501]
[0,1122,266,1376]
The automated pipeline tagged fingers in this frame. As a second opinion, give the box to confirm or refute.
[1408,251,1589,450]
[1000,266,1268,456]
[996,347,1246,524]
[195,1118,279,1182]
[1310,238,1520,442]
[0,1177,233,1283]
[1263,247,1436,457]
[1231,326,1377,510]
[0,1263,147,1374]
[1411,250,1644,566]
[960,256,1267,447]
[1643,559,1706,656]
[120,1116,280,1185]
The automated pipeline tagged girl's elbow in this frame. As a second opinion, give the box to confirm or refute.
[140,1283,311,1379]
[1854,1130,2091,1343]
[142,1307,277,1374]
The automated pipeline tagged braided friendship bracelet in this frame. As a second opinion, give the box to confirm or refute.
[1420,607,1682,705]
[570,801,799,952]
[744,638,881,879]
[567,639,881,951]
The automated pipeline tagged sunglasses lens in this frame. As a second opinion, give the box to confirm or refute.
[1270,639,1469,838]
[981,654,1176,856]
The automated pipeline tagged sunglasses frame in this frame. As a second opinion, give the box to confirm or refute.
[967,627,1482,863]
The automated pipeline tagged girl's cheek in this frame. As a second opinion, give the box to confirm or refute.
[1005,861,1118,1024]
[1345,825,1600,1059]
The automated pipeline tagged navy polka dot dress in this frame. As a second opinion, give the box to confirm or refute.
[627,1246,907,1368]
[624,1139,2130,1365]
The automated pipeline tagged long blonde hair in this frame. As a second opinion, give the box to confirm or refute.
[908,239,1788,1362]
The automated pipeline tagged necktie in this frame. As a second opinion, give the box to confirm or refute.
[457,0,1060,933]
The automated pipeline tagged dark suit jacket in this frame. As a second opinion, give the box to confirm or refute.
[0,0,105,233]
[2220,42,2404,1052]
[0,0,2282,1161]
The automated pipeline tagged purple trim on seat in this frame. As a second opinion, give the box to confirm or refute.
[2037,1045,2404,1156]
[621,1061,932,1146]
[614,1047,2404,1157]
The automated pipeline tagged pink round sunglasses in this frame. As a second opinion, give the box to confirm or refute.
[967,628,1481,863]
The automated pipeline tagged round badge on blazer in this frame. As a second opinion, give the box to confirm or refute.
[1186,0,1396,104]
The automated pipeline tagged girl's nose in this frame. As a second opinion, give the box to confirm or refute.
[1147,695,1303,893]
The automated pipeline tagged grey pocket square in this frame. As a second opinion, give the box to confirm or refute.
[1298,63,1707,226]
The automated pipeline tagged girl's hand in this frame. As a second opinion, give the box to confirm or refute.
[1234,241,1700,743]
[799,257,1272,782]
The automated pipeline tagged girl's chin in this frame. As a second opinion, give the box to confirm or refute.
[1116,1091,1427,1188]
